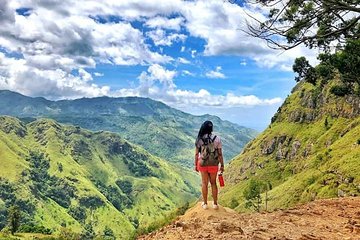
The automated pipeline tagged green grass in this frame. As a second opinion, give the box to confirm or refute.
[0,117,200,239]
[0,91,258,168]
[220,78,360,213]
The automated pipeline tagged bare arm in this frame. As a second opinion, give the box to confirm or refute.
[218,148,224,172]
[194,148,199,172]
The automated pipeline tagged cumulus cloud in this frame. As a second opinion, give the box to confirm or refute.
[115,64,281,108]
[0,0,176,98]
[0,52,109,99]
[205,66,226,79]
[0,0,293,106]
[145,16,184,31]
[147,29,187,46]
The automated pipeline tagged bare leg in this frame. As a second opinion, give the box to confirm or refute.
[200,171,209,204]
[209,172,218,205]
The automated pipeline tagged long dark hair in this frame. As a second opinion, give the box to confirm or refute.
[195,120,213,146]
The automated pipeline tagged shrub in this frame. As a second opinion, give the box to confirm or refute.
[7,205,21,235]
[229,198,239,209]
[58,227,81,240]
[79,196,104,209]
[68,206,87,223]
[330,85,351,96]
[243,179,263,212]
[102,226,115,240]
[115,180,133,195]
[18,224,52,234]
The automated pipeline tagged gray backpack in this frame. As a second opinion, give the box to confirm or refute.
[199,135,219,167]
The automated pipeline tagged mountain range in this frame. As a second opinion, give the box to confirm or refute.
[0,90,258,168]
[0,116,199,239]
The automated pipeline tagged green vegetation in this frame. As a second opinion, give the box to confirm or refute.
[220,46,360,212]
[0,91,258,168]
[293,40,360,91]
[0,117,199,239]
[243,180,262,212]
[7,206,21,235]
[242,0,360,50]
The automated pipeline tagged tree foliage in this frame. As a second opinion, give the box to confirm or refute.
[102,226,115,240]
[7,205,21,235]
[26,151,76,208]
[292,39,360,91]
[236,0,360,50]
[243,179,263,212]
[292,56,317,84]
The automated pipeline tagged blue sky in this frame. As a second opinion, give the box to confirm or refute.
[0,1,317,130]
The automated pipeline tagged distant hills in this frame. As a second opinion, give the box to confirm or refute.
[220,78,360,211]
[0,90,258,167]
[0,116,199,238]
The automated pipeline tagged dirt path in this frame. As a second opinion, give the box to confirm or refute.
[138,197,360,240]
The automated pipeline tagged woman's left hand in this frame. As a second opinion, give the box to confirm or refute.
[220,165,224,173]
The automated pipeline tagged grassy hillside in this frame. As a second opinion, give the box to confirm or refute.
[0,91,257,167]
[220,78,360,212]
[0,116,199,239]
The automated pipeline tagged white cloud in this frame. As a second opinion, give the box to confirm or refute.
[205,66,226,79]
[78,68,93,82]
[0,52,109,99]
[177,0,318,70]
[0,0,304,106]
[147,29,186,46]
[191,50,197,58]
[240,60,247,66]
[177,57,191,64]
[94,72,104,77]
[115,64,281,108]
[145,16,184,31]
[0,0,176,98]
[182,70,194,76]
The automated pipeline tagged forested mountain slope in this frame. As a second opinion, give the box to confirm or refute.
[0,116,199,239]
[0,91,257,167]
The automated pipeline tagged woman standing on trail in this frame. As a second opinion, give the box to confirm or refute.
[195,120,224,210]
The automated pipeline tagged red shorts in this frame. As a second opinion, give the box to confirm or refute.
[197,160,219,173]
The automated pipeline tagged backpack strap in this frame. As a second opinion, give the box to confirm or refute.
[211,135,217,143]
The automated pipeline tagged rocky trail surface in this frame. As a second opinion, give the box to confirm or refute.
[138,197,360,240]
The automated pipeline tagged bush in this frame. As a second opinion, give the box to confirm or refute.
[58,227,81,240]
[243,179,263,212]
[330,85,351,96]
[115,180,133,195]
[46,178,76,208]
[102,226,115,240]
[229,198,239,209]
[18,224,52,234]
[79,196,104,209]
[93,181,133,211]
[68,206,87,223]
[27,151,76,208]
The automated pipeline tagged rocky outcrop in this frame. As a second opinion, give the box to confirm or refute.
[274,82,360,124]
[261,135,302,161]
